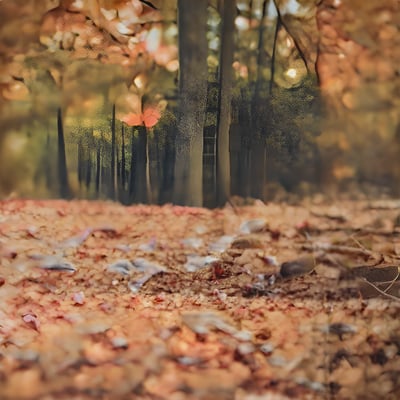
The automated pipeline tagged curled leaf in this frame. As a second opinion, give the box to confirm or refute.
[107,259,135,276]
[127,258,166,293]
[239,219,268,234]
[34,255,77,272]
[57,228,93,249]
[184,255,219,272]
[208,235,234,253]
[280,256,314,279]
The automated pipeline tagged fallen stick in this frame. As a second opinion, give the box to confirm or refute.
[299,242,373,257]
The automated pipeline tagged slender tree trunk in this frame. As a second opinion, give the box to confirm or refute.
[250,136,266,200]
[77,140,84,188]
[250,0,268,201]
[155,130,161,203]
[160,125,176,204]
[145,133,152,203]
[116,143,120,191]
[45,132,52,190]
[110,104,116,199]
[85,153,91,191]
[216,0,235,206]
[121,124,126,189]
[57,107,70,198]
[95,146,101,195]
[173,0,208,206]
[129,128,137,199]
[129,126,148,203]
[228,122,241,196]
[134,126,148,203]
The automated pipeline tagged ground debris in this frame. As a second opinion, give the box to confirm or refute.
[36,256,77,272]
[321,322,357,339]
[182,311,252,341]
[231,235,264,249]
[239,219,268,234]
[127,258,166,293]
[0,199,399,400]
[184,255,219,272]
[280,256,315,278]
[107,259,135,275]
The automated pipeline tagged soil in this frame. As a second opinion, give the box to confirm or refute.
[0,199,399,400]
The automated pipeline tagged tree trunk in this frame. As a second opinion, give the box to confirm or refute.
[57,107,70,198]
[135,126,148,203]
[77,140,84,188]
[95,146,101,195]
[110,103,116,199]
[216,0,235,206]
[121,124,126,189]
[129,128,137,199]
[250,0,268,201]
[85,153,91,191]
[250,135,266,200]
[45,132,53,190]
[173,0,208,206]
[138,126,148,203]
[160,125,176,204]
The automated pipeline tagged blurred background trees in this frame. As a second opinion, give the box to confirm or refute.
[0,0,399,205]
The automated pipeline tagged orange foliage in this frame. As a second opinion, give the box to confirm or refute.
[121,106,161,128]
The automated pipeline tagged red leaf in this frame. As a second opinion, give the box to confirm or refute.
[122,112,143,127]
[121,106,161,128]
[142,107,161,128]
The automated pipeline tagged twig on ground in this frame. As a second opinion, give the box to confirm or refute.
[310,211,347,223]
[382,267,400,294]
[360,278,400,302]
[299,243,374,257]
[298,226,400,237]
[350,235,368,251]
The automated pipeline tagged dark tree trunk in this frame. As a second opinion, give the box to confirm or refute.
[216,0,235,206]
[154,130,161,203]
[135,126,148,203]
[57,107,70,198]
[116,143,120,189]
[250,135,266,200]
[77,140,84,188]
[173,0,208,206]
[236,89,252,198]
[110,104,116,199]
[121,124,126,189]
[95,147,101,195]
[248,0,269,201]
[85,153,91,190]
[159,125,176,204]
[128,127,148,203]
[129,128,137,199]
[45,132,53,190]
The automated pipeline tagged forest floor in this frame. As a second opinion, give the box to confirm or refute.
[0,198,400,400]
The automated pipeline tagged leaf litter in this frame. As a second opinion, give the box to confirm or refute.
[0,199,399,399]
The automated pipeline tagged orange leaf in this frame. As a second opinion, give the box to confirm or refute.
[142,107,161,128]
[122,112,143,127]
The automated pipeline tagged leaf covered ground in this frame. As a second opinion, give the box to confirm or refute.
[0,199,399,400]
